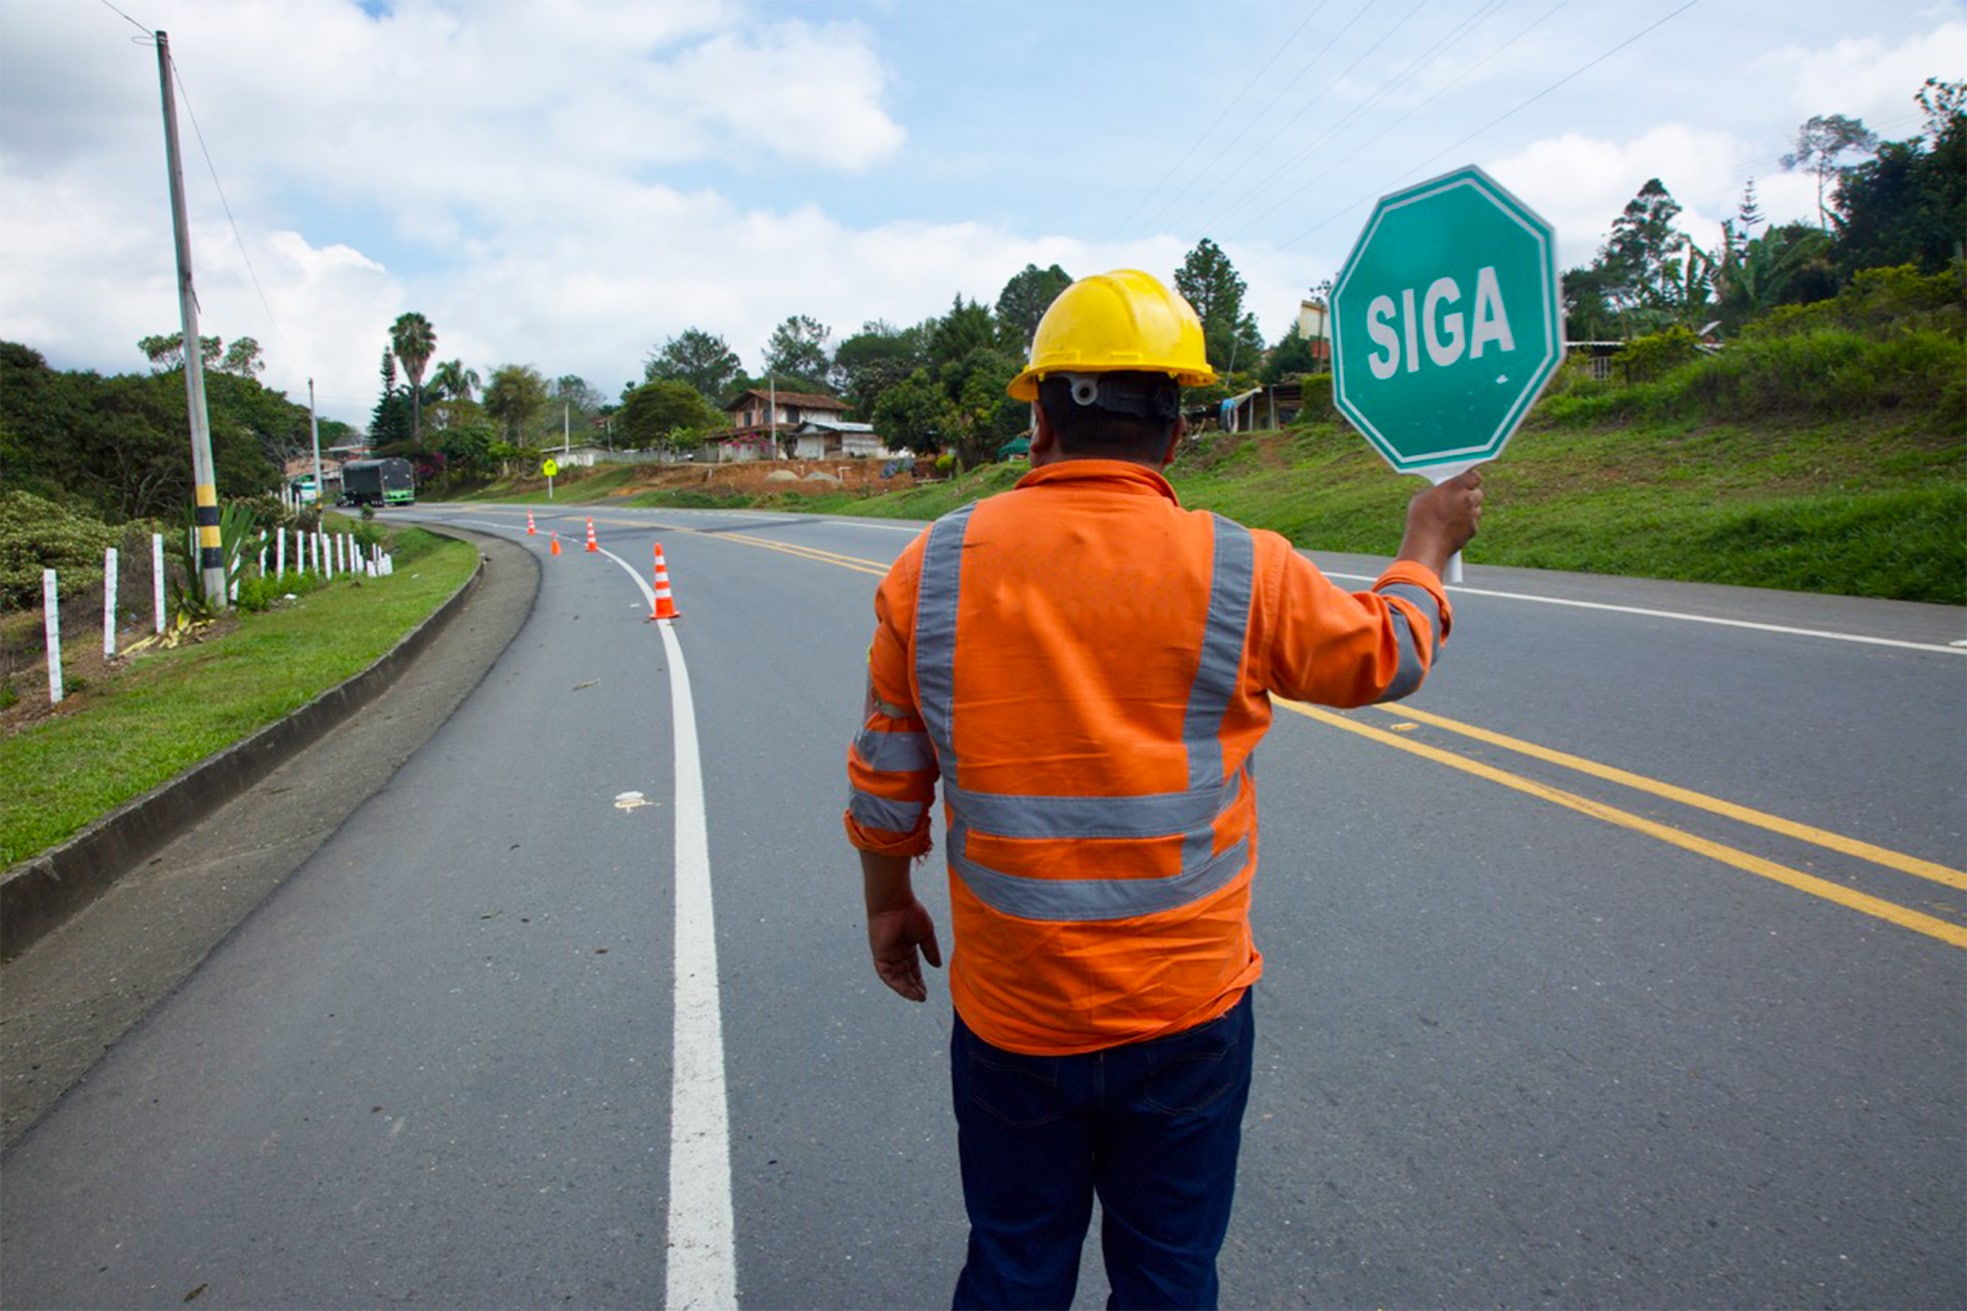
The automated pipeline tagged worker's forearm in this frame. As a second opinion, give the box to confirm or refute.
[861,850,917,915]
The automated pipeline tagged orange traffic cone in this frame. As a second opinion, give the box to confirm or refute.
[585,518,599,553]
[549,532,561,557]
[526,508,537,535]
[648,542,680,620]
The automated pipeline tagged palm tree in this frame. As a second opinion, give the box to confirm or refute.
[431,358,480,402]
[390,312,437,447]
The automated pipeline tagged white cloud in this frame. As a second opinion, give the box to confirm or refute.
[2,2,1958,428]
[1756,20,1967,131]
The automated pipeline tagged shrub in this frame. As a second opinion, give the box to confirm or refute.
[1619,326,1704,382]
[0,491,123,609]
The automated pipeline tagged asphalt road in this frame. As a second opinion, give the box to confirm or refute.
[3,501,1962,1309]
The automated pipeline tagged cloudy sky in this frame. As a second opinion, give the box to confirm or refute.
[2,0,1960,424]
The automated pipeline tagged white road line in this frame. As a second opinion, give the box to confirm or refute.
[1321,570,1965,654]
[595,545,736,1308]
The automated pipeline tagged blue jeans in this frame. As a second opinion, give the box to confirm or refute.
[950,991,1255,1310]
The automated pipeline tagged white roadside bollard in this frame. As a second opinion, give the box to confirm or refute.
[103,547,119,657]
[152,532,165,634]
[43,568,64,705]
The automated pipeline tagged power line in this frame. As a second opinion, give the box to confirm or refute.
[1106,3,1329,244]
[1257,0,1704,266]
[1204,0,1515,242]
[1148,0,1447,242]
[166,48,299,370]
[96,0,151,37]
[1131,0,1378,242]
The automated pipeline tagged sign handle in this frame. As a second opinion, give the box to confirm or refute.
[1445,550,1463,584]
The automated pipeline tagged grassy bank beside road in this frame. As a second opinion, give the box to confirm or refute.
[0,527,476,867]
[731,408,1966,605]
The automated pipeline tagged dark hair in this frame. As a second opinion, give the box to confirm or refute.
[1037,372,1180,459]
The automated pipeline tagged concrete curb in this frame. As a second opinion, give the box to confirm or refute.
[0,533,488,962]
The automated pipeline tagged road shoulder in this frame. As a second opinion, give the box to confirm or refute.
[0,528,539,1147]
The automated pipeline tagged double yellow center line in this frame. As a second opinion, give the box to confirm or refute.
[577,510,1967,950]
[1276,698,1967,949]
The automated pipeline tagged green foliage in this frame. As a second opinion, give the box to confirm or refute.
[0,491,125,609]
[166,500,260,620]
[483,363,549,443]
[1684,329,1965,422]
[430,359,481,402]
[834,321,929,420]
[390,312,437,446]
[0,343,284,523]
[645,328,743,402]
[1619,326,1704,382]
[1782,112,1879,229]
[1174,238,1263,373]
[1715,225,1833,331]
[872,368,953,456]
[618,380,718,449]
[1262,322,1323,383]
[762,315,834,383]
[928,296,996,368]
[995,263,1073,350]
[1746,263,1964,339]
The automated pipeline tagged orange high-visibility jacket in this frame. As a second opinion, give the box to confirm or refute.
[845,460,1452,1055]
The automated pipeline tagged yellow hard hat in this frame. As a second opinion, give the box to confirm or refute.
[1007,269,1217,401]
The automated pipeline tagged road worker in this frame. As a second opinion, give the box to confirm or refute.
[845,268,1482,1309]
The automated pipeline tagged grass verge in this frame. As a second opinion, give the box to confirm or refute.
[0,527,476,867]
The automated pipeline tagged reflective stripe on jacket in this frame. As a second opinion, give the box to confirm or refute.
[844,460,1451,1055]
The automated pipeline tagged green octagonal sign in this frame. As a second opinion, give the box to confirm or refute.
[1330,165,1563,479]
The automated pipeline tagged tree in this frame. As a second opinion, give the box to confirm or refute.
[1174,239,1264,374]
[1261,321,1322,383]
[645,328,743,402]
[928,297,996,370]
[369,349,411,449]
[1595,178,1692,329]
[215,336,265,378]
[762,314,835,388]
[833,320,928,420]
[138,332,221,372]
[1831,80,1965,280]
[995,263,1072,350]
[389,312,437,447]
[431,359,480,402]
[872,368,953,457]
[1782,113,1879,230]
[1715,225,1832,331]
[1735,177,1764,236]
[618,380,717,450]
[1560,262,1626,342]
[938,347,1025,467]
[3,340,287,523]
[482,363,548,445]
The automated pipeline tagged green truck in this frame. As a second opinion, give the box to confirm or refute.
[339,457,415,508]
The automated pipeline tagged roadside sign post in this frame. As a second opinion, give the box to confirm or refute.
[542,457,558,499]
[1330,164,1563,581]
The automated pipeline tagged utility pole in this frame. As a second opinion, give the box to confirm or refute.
[308,378,323,513]
[563,401,570,455]
[156,30,226,607]
[768,374,777,459]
